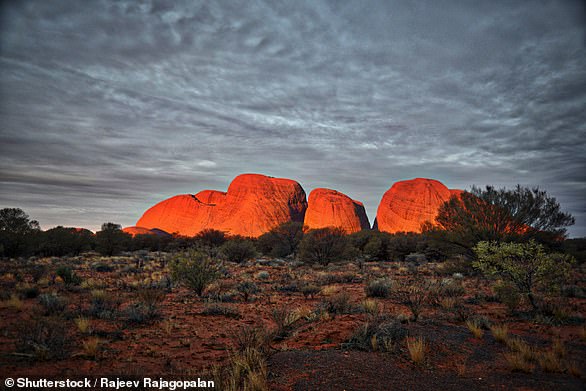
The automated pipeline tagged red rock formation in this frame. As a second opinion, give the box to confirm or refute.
[136,194,215,236]
[122,226,170,237]
[304,188,370,234]
[376,178,462,233]
[195,190,226,205]
[135,174,307,237]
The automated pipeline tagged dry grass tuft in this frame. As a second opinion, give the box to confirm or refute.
[82,337,102,359]
[536,350,564,373]
[489,324,508,344]
[505,351,534,373]
[74,316,92,334]
[407,336,426,365]
[465,319,484,339]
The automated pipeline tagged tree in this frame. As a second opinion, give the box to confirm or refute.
[432,185,575,255]
[257,222,304,258]
[95,223,130,256]
[0,208,40,257]
[297,227,351,265]
[38,227,94,256]
[194,229,227,257]
[473,240,573,311]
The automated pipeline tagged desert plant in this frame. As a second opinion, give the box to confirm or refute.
[255,271,270,280]
[169,249,220,296]
[465,319,484,339]
[474,240,574,311]
[89,289,118,319]
[407,336,426,365]
[537,350,564,373]
[505,351,534,373]
[81,337,102,359]
[202,304,241,319]
[74,316,92,334]
[236,281,259,302]
[392,281,429,322]
[346,317,407,352]
[6,294,24,311]
[489,324,508,343]
[38,292,66,315]
[220,239,257,263]
[233,326,270,353]
[297,227,351,265]
[16,316,69,360]
[365,278,392,298]
[213,347,268,391]
[493,281,521,312]
[320,292,353,315]
[55,265,81,285]
[300,284,320,299]
[271,308,301,339]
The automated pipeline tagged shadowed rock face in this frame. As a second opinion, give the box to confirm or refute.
[136,174,307,237]
[122,226,170,237]
[376,178,461,233]
[304,188,370,234]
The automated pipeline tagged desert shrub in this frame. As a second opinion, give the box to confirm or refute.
[89,289,119,319]
[300,284,320,299]
[55,265,81,285]
[256,221,304,258]
[349,230,391,262]
[318,272,356,285]
[125,302,160,324]
[95,222,131,256]
[38,293,66,315]
[169,249,220,296]
[391,281,430,322]
[297,227,351,265]
[92,262,113,273]
[320,292,353,315]
[202,304,241,319]
[428,278,465,306]
[474,240,574,311]
[493,281,521,312]
[236,281,259,302]
[212,347,268,391]
[16,316,69,360]
[19,285,39,299]
[365,278,392,298]
[195,229,227,257]
[271,308,301,339]
[256,271,270,280]
[220,239,257,263]
[233,326,271,353]
[346,317,407,352]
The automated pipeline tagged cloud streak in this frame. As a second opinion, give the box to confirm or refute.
[1,0,585,236]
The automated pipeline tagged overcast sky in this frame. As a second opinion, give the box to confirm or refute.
[1,1,585,236]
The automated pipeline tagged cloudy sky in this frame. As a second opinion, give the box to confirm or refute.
[1,1,585,236]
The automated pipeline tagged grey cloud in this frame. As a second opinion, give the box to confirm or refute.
[1,0,585,235]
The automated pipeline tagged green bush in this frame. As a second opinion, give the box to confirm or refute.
[298,227,350,265]
[365,278,392,298]
[474,240,574,311]
[236,281,259,302]
[55,265,81,285]
[220,239,257,263]
[169,249,220,296]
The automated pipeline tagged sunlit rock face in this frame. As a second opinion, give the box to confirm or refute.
[122,226,170,237]
[376,178,461,233]
[304,188,370,234]
[137,194,215,236]
[136,174,307,237]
